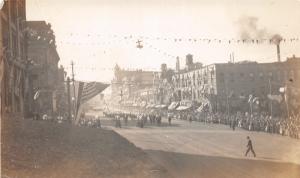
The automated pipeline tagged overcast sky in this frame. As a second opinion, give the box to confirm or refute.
[26,0,300,82]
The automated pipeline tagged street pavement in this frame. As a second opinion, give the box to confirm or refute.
[105,118,300,178]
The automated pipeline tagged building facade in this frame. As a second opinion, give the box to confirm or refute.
[173,57,300,115]
[111,64,155,106]
[26,21,66,117]
[1,0,28,117]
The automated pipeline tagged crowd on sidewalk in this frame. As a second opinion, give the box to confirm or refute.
[29,107,300,140]
[176,112,300,139]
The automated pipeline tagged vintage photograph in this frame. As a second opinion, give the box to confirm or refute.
[1,0,300,177]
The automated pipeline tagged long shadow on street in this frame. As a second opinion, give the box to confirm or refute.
[145,149,300,178]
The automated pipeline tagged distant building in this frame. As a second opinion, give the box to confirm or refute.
[173,57,300,115]
[153,64,175,104]
[26,21,66,116]
[1,0,28,116]
[111,64,155,106]
[184,54,202,71]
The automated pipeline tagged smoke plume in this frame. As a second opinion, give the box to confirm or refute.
[237,15,282,44]
[237,16,267,40]
[271,34,283,45]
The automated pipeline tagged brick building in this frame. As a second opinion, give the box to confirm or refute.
[173,56,300,115]
[1,0,28,117]
[26,21,66,116]
[111,64,155,106]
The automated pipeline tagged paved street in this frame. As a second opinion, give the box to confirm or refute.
[108,118,300,178]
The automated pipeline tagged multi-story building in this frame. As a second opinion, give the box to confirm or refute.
[152,63,175,105]
[173,56,300,115]
[111,64,155,106]
[1,0,28,117]
[26,21,66,116]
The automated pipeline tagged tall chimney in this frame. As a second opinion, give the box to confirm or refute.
[276,44,281,62]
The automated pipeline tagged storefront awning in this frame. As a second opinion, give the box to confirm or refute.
[176,105,191,111]
[155,104,167,109]
[146,104,156,108]
[140,102,147,108]
[196,102,211,113]
[168,102,179,110]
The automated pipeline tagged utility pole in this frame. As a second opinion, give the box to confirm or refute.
[268,78,273,118]
[225,80,230,116]
[285,81,290,118]
[71,61,76,120]
[66,77,71,122]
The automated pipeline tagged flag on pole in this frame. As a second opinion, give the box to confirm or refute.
[76,81,109,117]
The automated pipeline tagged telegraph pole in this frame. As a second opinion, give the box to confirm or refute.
[66,77,71,122]
[71,61,76,120]
[268,78,273,118]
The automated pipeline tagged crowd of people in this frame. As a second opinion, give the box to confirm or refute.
[175,111,300,139]
[65,107,300,140]
[77,113,102,128]
[103,111,163,128]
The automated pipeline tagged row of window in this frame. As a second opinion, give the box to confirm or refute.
[218,70,299,83]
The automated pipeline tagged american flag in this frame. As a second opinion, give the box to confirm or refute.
[76,81,109,116]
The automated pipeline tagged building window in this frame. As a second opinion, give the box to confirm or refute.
[259,72,264,79]
[230,73,234,82]
[240,73,245,80]
[219,73,225,83]
[240,92,245,97]
[268,72,273,77]
[249,73,255,81]
[267,72,274,80]
[260,86,266,95]
[289,70,295,81]
[277,71,281,81]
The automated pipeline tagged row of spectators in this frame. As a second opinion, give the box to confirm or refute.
[175,112,300,139]
[104,111,163,128]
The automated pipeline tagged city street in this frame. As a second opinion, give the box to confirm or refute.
[107,118,300,178]
[2,1,300,178]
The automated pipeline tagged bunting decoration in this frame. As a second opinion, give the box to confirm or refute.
[26,27,300,46]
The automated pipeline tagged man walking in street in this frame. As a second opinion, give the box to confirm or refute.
[245,136,256,157]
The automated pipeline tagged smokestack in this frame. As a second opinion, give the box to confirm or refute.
[276,44,281,62]
[271,34,282,62]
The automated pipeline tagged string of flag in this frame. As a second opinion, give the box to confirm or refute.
[26,27,299,45]
[26,27,300,63]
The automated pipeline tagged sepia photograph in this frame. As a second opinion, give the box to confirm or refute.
[1,0,300,177]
